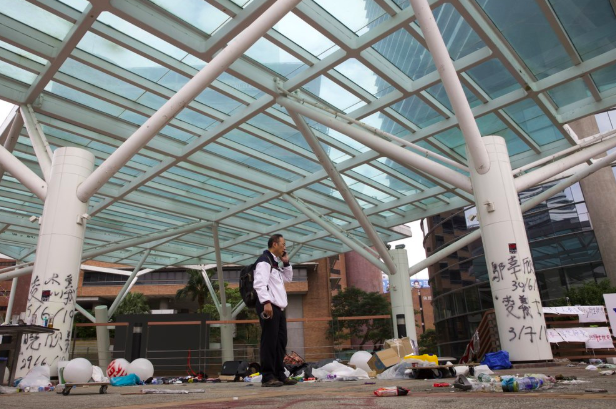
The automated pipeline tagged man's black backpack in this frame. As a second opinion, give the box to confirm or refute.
[239,255,275,308]
[239,262,259,308]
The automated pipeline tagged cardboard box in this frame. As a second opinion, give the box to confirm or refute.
[384,337,414,359]
[367,348,400,373]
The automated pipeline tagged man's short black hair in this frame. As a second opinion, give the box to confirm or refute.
[268,234,284,248]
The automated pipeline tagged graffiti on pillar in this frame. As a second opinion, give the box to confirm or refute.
[491,262,505,282]
[506,255,521,280]
[21,272,76,376]
[502,295,520,319]
[511,277,535,293]
[518,295,533,319]
[523,258,534,275]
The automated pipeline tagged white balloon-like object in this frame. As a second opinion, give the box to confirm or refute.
[349,350,373,373]
[127,358,154,381]
[106,358,130,378]
[63,358,93,384]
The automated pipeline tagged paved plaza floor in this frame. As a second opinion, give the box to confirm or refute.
[2,365,616,409]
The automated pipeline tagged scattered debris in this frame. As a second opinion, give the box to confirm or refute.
[374,386,410,397]
[585,388,608,393]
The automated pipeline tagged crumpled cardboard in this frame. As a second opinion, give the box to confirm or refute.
[384,337,413,359]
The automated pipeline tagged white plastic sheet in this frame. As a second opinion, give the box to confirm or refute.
[312,361,369,380]
[18,366,52,390]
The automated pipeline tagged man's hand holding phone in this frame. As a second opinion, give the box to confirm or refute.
[262,303,273,319]
[280,250,289,265]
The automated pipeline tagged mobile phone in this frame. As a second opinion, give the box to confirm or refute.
[261,311,271,319]
[282,251,287,257]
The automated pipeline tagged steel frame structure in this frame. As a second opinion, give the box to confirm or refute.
[0,0,614,280]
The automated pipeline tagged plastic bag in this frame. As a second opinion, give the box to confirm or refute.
[377,362,414,380]
[481,351,512,370]
[110,373,140,386]
[474,365,494,377]
[312,361,369,380]
[18,366,52,390]
[374,386,409,397]
[91,366,108,383]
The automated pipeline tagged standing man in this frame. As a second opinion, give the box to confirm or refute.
[254,234,296,387]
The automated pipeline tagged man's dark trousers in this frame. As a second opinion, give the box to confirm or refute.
[256,302,287,382]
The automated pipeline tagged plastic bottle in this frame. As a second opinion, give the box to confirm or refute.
[518,377,542,391]
[477,373,492,382]
[42,317,48,327]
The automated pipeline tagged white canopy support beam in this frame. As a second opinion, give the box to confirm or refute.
[282,193,391,274]
[20,105,52,181]
[25,2,102,103]
[0,112,24,185]
[409,0,490,174]
[288,109,398,275]
[76,0,303,202]
[200,265,222,312]
[411,149,616,276]
[0,144,47,201]
[512,128,616,176]
[278,97,473,194]
[75,303,96,323]
[515,133,616,192]
[212,222,228,316]
[288,244,303,259]
[231,301,246,319]
[108,249,151,317]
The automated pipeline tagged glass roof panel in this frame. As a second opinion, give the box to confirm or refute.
[0,40,48,65]
[475,114,530,155]
[392,95,443,128]
[77,33,169,82]
[547,78,590,108]
[377,157,436,188]
[98,12,188,60]
[313,0,389,34]
[274,12,339,58]
[0,60,36,84]
[334,58,393,97]
[304,76,365,112]
[1,0,73,40]
[591,63,616,93]
[478,0,572,79]
[58,58,146,101]
[148,0,230,35]
[245,38,307,78]
[466,59,521,99]
[58,0,88,12]
[431,3,485,60]
[372,28,433,80]
[503,99,562,146]
[549,0,616,61]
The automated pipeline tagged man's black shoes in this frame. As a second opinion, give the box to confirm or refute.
[281,378,298,386]
[262,379,284,387]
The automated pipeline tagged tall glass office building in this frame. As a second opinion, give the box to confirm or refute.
[425,180,607,357]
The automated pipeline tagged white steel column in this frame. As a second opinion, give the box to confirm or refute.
[76,0,303,202]
[108,249,150,317]
[20,105,52,181]
[410,0,490,173]
[388,248,417,341]
[0,143,47,201]
[18,147,95,378]
[288,110,397,275]
[94,305,111,370]
[212,222,233,363]
[3,277,19,324]
[468,136,551,362]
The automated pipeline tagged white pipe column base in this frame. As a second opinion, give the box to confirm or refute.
[94,305,111,370]
[468,136,552,362]
[19,147,95,378]
[388,249,417,342]
[220,303,234,363]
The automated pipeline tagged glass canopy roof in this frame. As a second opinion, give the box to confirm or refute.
[0,0,615,271]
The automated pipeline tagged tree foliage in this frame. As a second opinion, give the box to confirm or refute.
[175,269,210,310]
[557,279,616,307]
[329,287,393,349]
[418,329,437,355]
[114,292,151,316]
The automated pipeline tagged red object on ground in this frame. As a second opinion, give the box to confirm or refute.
[433,382,450,387]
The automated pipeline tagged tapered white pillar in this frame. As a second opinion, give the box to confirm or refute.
[468,136,552,362]
[94,305,111,370]
[388,249,417,341]
[220,303,234,363]
[18,147,94,377]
